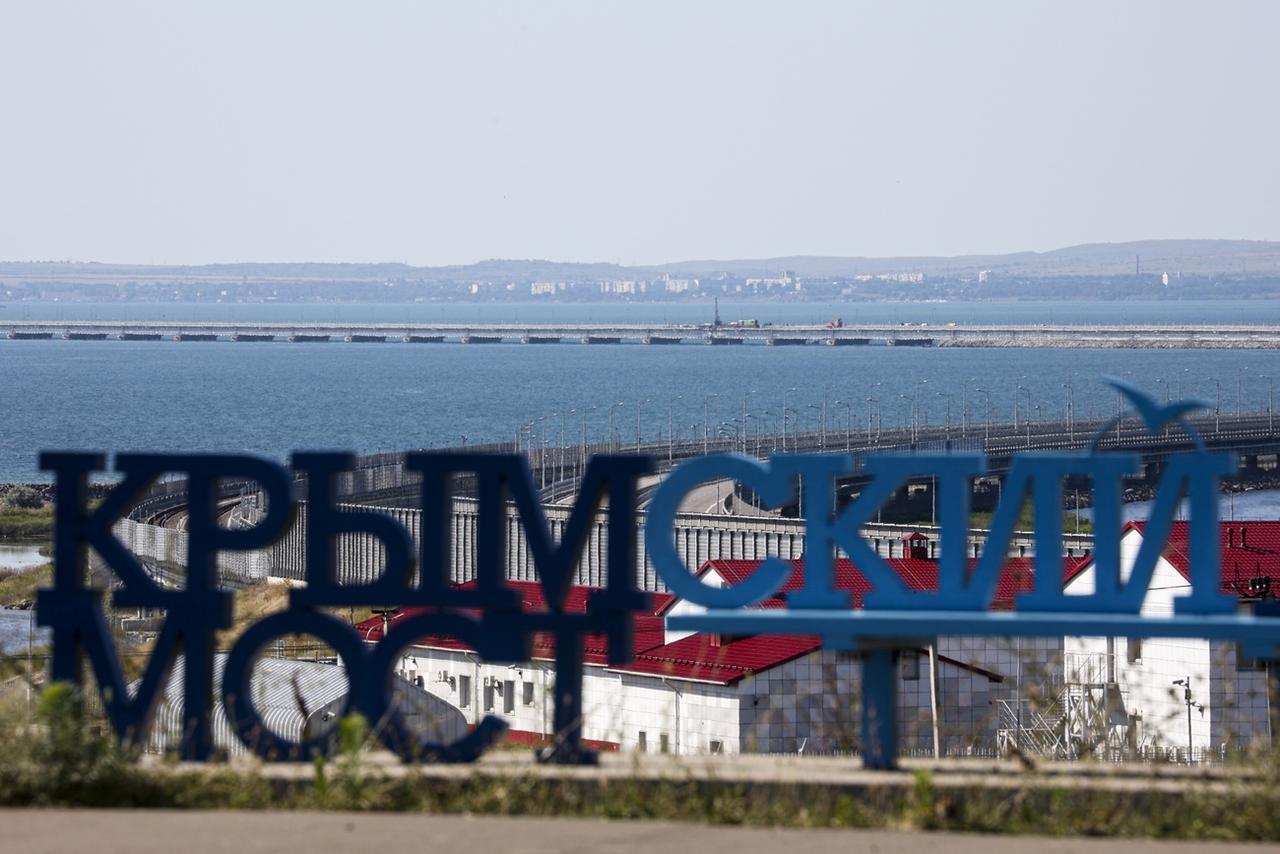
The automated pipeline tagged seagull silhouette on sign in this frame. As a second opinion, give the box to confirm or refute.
[1090,376,1210,452]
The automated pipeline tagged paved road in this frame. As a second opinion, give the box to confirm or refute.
[2,810,1274,853]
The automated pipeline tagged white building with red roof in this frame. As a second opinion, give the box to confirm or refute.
[1061,521,1277,760]
[357,523,1278,760]
[359,539,1086,756]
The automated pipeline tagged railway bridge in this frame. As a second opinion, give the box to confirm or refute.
[111,412,1280,592]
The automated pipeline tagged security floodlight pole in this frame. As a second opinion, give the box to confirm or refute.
[1173,677,1195,764]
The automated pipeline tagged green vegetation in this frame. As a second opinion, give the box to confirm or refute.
[0,486,53,542]
[0,505,53,541]
[0,563,50,608]
[969,508,1093,536]
[2,684,1280,839]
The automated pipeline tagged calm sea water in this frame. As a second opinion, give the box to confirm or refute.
[1,300,1279,482]
[0,608,46,655]
[0,543,45,573]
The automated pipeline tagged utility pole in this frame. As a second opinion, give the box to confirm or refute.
[1172,676,1202,764]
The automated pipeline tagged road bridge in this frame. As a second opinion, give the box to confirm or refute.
[7,319,1280,348]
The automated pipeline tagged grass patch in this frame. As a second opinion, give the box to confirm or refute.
[4,684,1280,840]
[0,505,53,541]
[968,508,1093,535]
[0,563,51,608]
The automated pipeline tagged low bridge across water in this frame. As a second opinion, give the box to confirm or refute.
[8,319,1280,349]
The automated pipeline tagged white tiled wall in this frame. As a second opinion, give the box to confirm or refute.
[400,645,742,754]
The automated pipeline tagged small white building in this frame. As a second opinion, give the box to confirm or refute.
[1062,521,1275,761]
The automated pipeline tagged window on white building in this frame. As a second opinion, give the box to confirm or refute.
[659,733,670,754]
[637,732,647,752]
[709,740,724,754]
[523,681,535,706]
[483,681,495,711]
[458,674,471,708]
[901,651,920,680]
[1126,638,1143,664]
[503,680,515,713]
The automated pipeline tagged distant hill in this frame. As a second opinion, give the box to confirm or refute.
[2,239,1278,282]
[654,240,1280,278]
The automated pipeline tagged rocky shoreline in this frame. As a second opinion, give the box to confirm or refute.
[939,336,1280,349]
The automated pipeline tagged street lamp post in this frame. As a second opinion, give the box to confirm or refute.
[560,410,573,483]
[703,393,719,456]
[975,387,992,441]
[746,412,762,456]
[781,387,797,452]
[937,391,953,439]
[608,401,625,453]
[1063,378,1075,444]
[581,407,596,481]
[834,399,853,450]
[808,404,825,448]
[667,394,684,467]
[1268,376,1275,433]
[909,379,927,442]
[1215,380,1222,434]
[1017,385,1032,444]
[635,398,651,453]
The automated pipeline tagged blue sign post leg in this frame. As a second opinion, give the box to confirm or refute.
[861,648,900,770]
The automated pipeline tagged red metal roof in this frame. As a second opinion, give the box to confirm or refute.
[1124,520,1280,597]
[350,524,1280,686]
[679,553,1093,611]
[353,580,674,665]
[353,549,1089,686]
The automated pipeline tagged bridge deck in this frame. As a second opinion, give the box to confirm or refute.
[5,320,1280,348]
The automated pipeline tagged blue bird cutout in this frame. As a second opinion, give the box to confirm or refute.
[1091,376,1211,451]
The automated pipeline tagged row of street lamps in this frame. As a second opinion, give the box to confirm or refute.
[512,372,1280,473]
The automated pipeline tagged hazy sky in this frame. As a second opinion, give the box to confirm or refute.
[1,2,1277,265]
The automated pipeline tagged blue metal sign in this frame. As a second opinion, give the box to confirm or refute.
[35,380,1280,768]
